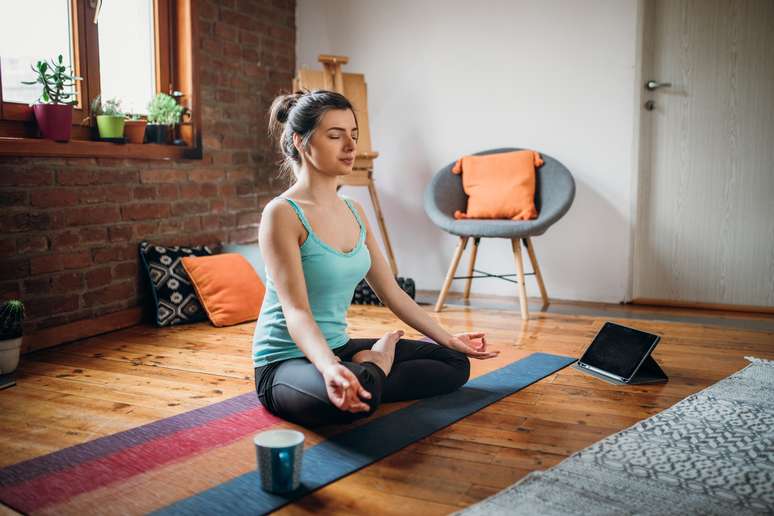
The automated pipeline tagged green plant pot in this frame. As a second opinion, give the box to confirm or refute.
[96,115,125,139]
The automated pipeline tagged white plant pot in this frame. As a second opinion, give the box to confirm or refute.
[0,337,22,374]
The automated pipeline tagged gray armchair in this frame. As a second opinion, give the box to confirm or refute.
[424,147,575,319]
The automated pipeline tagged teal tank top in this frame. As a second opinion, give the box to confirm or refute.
[252,196,371,367]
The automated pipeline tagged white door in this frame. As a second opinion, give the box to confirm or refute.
[633,0,774,309]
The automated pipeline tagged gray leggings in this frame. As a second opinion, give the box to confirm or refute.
[254,338,471,427]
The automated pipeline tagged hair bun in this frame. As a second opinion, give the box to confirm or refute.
[275,91,306,124]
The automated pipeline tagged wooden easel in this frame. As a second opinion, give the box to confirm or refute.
[293,55,399,276]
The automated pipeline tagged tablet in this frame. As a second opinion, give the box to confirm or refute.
[577,322,661,383]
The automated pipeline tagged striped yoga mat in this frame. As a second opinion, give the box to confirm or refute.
[0,352,574,515]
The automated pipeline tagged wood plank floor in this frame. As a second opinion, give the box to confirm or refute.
[1,299,773,515]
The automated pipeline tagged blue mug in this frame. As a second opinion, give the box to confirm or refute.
[254,429,305,493]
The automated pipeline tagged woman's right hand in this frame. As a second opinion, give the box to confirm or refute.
[322,362,372,413]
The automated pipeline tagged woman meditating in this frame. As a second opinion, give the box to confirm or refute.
[253,89,499,427]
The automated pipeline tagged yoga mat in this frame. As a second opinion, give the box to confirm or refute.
[155,352,575,516]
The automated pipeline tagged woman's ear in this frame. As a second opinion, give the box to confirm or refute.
[292,132,303,155]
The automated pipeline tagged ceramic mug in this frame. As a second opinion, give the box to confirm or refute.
[254,429,304,493]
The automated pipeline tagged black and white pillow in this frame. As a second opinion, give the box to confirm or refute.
[139,241,213,327]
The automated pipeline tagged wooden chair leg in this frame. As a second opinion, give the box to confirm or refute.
[463,237,480,299]
[434,236,469,312]
[510,238,529,320]
[524,237,549,308]
[367,181,399,277]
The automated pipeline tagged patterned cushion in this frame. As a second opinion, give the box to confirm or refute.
[138,241,214,327]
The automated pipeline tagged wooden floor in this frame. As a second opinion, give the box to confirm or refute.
[1,298,773,515]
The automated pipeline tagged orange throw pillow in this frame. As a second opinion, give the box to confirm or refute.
[451,150,543,220]
[181,253,266,327]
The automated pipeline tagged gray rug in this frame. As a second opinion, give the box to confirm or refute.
[458,357,774,515]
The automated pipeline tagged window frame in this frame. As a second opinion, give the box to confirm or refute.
[0,0,201,159]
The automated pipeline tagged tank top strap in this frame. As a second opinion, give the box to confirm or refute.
[342,197,366,236]
[280,197,314,235]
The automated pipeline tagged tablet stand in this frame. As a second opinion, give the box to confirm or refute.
[573,354,668,385]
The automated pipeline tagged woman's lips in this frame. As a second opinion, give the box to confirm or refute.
[340,158,354,165]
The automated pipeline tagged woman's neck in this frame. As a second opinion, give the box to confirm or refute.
[289,167,341,207]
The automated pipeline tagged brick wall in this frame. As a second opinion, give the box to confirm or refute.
[0,0,296,333]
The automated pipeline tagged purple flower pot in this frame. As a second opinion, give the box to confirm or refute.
[32,103,73,142]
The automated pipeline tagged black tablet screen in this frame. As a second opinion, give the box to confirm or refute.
[579,322,659,380]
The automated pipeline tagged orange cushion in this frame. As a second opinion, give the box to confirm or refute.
[181,253,265,327]
[451,150,543,220]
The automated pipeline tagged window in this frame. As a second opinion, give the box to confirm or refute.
[0,0,200,159]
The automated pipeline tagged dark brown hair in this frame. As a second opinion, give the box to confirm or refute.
[268,89,358,183]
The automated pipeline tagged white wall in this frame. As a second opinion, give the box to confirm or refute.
[296,0,640,303]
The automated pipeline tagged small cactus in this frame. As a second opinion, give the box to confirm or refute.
[0,300,25,340]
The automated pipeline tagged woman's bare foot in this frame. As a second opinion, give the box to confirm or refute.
[352,330,404,376]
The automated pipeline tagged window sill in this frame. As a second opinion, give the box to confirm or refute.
[0,137,202,160]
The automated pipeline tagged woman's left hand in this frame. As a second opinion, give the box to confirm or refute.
[445,332,499,360]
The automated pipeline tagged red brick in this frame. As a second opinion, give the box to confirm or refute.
[132,222,159,239]
[133,185,157,200]
[181,217,202,233]
[92,244,136,264]
[56,169,137,186]
[25,294,80,319]
[0,167,54,186]
[103,185,134,203]
[171,200,210,216]
[179,183,201,199]
[0,281,21,299]
[121,203,171,221]
[157,183,179,200]
[83,280,135,306]
[188,167,225,183]
[209,199,226,213]
[140,168,187,183]
[85,266,112,288]
[65,206,121,227]
[51,230,80,250]
[228,227,258,244]
[30,255,63,275]
[62,251,92,269]
[158,219,183,234]
[227,195,257,210]
[30,189,79,208]
[0,259,29,281]
[0,212,54,233]
[17,236,49,254]
[112,262,138,279]
[237,211,259,226]
[0,238,16,257]
[52,272,84,291]
[214,22,238,41]
[78,227,108,244]
[200,183,219,198]
[109,226,134,242]
[0,191,28,207]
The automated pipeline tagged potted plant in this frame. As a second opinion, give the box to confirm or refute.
[146,92,184,144]
[21,54,81,142]
[91,95,125,139]
[124,113,148,144]
[0,300,25,375]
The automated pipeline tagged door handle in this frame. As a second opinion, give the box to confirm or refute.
[645,80,672,91]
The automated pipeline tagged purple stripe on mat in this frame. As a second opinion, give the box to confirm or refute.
[0,392,259,487]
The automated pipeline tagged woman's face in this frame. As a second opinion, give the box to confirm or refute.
[296,108,358,177]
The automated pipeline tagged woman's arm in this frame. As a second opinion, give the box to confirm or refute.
[349,202,448,342]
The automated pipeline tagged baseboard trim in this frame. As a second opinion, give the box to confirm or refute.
[23,307,143,354]
[631,298,774,315]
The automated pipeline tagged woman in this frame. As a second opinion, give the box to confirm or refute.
[253,89,499,427]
